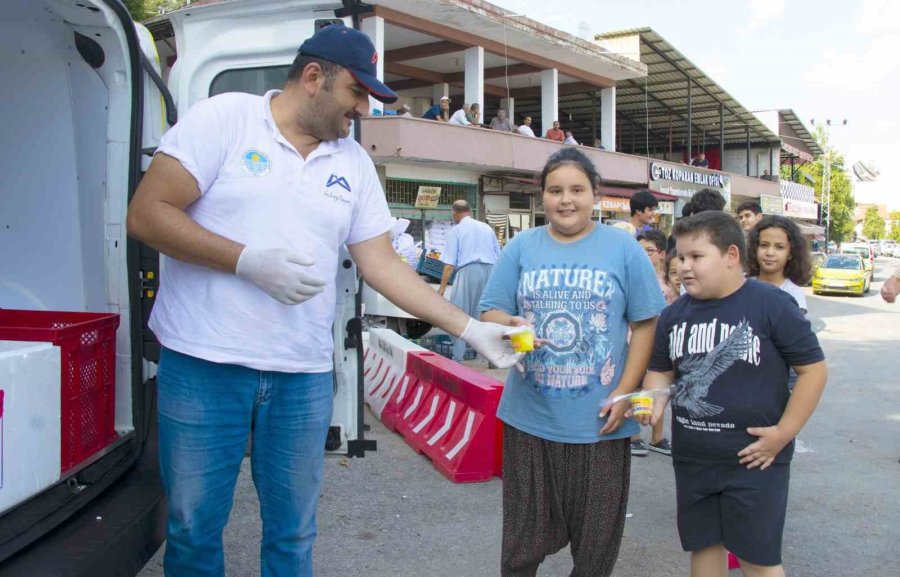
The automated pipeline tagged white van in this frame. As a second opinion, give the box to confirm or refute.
[0,1,368,574]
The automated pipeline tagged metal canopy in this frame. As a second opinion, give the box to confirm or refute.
[516,27,780,154]
[774,108,823,159]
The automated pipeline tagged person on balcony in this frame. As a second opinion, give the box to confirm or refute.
[467,103,481,126]
[490,108,516,132]
[449,103,473,126]
[397,103,413,118]
[517,116,536,137]
[564,131,578,145]
[422,95,451,121]
[691,151,709,167]
[545,120,565,142]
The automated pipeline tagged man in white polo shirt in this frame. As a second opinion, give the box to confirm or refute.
[127,24,519,577]
[438,200,501,361]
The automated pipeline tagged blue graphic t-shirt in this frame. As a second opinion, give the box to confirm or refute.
[479,224,666,443]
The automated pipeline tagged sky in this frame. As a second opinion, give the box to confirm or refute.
[492,0,899,211]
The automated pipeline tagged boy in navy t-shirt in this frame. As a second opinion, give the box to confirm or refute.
[641,211,827,576]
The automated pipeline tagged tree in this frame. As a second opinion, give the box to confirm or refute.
[123,0,184,21]
[890,211,900,242]
[862,206,886,240]
[794,125,856,244]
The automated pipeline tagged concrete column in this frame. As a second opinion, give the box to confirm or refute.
[361,16,385,115]
[432,83,449,104]
[601,86,616,151]
[464,46,484,122]
[540,68,558,138]
[501,97,515,126]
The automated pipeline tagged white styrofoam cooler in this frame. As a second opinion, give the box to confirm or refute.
[0,340,61,514]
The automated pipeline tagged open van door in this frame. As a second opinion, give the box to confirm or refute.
[0,1,166,575]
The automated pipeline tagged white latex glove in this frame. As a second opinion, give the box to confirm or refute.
[459,318,523,369]
[235,246,326,305]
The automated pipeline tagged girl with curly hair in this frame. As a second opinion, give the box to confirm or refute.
[747,215,812,314]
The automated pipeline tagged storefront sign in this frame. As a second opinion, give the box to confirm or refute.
[650,162,730,190]
[783,199,818,220]
[760,195,784,215]
[599,196,631,213]
[648,162,731,211]
[414,186,441,209]
[658,201,675,216]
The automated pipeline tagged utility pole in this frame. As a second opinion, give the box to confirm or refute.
[822,149,832,250]
[811,118,847,252]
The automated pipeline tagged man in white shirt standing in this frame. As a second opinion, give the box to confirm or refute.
[517,115,536,137]
[438,200,502,361]
[126,24,518,577]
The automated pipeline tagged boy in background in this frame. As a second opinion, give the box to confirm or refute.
[641,211,827,577]
[631,228,675,456]
[735,201,763,235]
[629,190,659,235]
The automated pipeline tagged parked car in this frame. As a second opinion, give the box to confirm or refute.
[840,244,874,278]
[890,245,900,258]
[804,252,828,286]
[878,240,898,256]
[812,254,870,296]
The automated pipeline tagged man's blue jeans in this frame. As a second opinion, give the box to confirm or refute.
[157,347,334,577]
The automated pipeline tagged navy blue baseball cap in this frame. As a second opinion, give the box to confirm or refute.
[298,24,399,104]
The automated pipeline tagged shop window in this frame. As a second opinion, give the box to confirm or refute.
[384,178,477,209]
[509,190,532,210]
[210,65,290,97]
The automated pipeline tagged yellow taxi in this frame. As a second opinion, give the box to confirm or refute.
[812,254,870,296]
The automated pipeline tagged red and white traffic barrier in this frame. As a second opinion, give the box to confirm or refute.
[362,333,505,483]
[396,351,504,483]
[362,329,424,424]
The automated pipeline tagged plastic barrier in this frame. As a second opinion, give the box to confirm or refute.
[397,351,504,482]
[362,329,425,425]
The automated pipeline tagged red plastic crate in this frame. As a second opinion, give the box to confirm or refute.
[0,310,119,472]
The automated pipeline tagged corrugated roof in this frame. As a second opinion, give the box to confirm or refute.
[513,27,780,152]
[777,109,823,158]
[595,27,779,150]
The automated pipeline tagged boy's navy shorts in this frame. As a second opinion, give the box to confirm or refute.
[674,460,790,567]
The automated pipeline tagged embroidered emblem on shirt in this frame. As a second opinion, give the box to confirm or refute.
[242,149,270,176]
[326,174,351,192]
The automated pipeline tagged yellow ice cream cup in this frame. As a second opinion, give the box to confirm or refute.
[630,393,654,417]
[506,327,535,353]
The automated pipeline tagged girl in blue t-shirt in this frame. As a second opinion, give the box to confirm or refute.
[478,148,665,577]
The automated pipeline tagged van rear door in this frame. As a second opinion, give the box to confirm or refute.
[0,1,165,574]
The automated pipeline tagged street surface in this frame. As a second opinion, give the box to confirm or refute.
[139,258,900,577]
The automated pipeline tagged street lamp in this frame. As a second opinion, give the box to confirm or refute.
[810,119,848,251]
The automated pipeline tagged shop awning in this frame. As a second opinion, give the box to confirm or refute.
[599,185,678,201]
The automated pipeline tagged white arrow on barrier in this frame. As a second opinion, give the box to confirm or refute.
[427,400,456,447]
[397,375,410,403]
[445,410,475,461]
[404,386,423,419]
[413,395,440,434]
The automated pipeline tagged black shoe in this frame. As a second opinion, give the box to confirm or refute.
[649,439,672,456]
[630,439,649,457]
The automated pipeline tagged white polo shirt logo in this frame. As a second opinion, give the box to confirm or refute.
[242,148,270,176]
[325,173,352,205]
